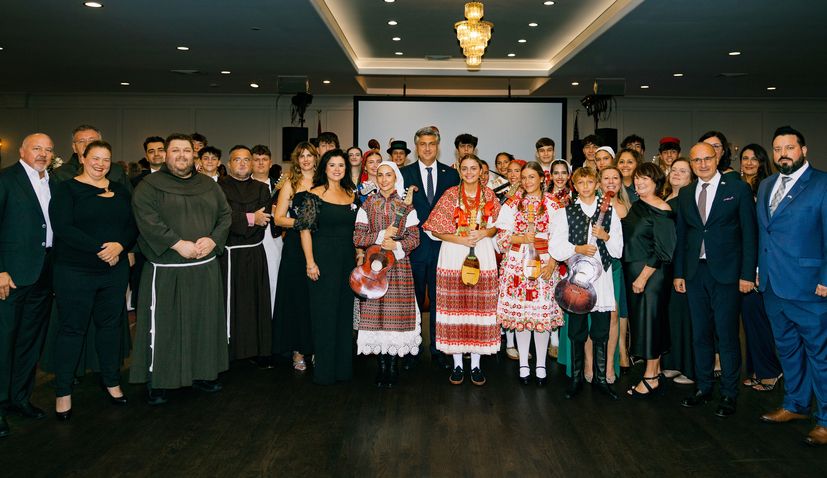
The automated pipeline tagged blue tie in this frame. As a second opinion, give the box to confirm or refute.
[426,167,435,204]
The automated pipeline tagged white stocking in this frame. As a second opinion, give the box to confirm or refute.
[470,353,481,369]
[516,330,532,377]
[534,331,550,378]
[505,329,515,348]
[550,328,559,347]
[453,353,463,369]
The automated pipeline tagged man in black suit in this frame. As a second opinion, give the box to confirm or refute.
[130,136,166,188]
[0,133,56,436]
[401,126,460,370]
[674,142,757,418]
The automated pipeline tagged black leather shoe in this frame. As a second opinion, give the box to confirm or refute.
[535,366,548,387]
[595,382,619,400]
[681,390,713,408]
[9,402,46,419]
[147,387,168,406]
[101,383,128,406]
[55,408,72,421]
[715,396,736,418]
[518,366,532,386]
[192,379,223,393]
[470,367,486,386]
[0,416,9,438]
[449,366,464,385]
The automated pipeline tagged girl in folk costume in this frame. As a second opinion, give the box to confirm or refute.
[423,155,501,386]
[548,159,573,207]
[356,150,383,203]
[495,162,564,386]
[549,166,624,400]
[353,161,422,388]
[500,158,526,360]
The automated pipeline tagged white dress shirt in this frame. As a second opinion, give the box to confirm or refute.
[768,161,809,208]
[694,170,722,223]
[19,160,53,247]
[417,160,438,197]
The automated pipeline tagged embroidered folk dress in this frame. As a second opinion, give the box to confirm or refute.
[495,192,564,332]
[422,185,501,355]
[353,192,422,356]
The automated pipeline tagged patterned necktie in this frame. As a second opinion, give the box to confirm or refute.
[426,167,435,204]
[698,183,709,258]
[769,176,792,217]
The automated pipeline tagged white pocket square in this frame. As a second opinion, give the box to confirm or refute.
[723,196,735,201]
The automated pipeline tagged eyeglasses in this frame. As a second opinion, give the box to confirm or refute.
[707,143,724,150]
[690,156,716,164]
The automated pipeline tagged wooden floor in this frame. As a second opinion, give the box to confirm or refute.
[2,345,823,477]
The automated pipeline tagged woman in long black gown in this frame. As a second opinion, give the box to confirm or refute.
[297,149,358,385]
[622,162,676,397]
[272,142,318,371]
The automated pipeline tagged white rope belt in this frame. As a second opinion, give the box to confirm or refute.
[149,256,216,372]
[224,239,265,340]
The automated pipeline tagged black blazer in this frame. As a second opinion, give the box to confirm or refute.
[400,161,459,263]
[674,175,757,284]
[0,162,53,286]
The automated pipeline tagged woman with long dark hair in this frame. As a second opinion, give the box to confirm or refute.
[297,149,358,385]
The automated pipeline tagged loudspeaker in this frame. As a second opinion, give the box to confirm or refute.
[282,127,308,162]
[595,128,618,152]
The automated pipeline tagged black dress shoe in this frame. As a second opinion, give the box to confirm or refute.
[470,367,486,386]
[55,408,72,421]
[681,390,713,408]
[449,366,464,385]
[715,396,736,418]
[518,366,532,386]
[9,402,46,419]
[100,383,128,406]
[147,387,168,406]
[0,416,9,438]
[192,379,223,393]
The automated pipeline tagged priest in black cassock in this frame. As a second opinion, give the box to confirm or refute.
[129,134,231,405]
[219,146,274,366]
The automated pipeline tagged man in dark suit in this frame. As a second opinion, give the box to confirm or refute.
[130,136,166,188]
[756,126,827,446]
[674,142,757,418]
[0,133,56,437]
[53,125,132,192]
[400,126,459,370]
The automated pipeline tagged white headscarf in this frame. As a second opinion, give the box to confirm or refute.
[596,146,616,158]
[377,160,406,197]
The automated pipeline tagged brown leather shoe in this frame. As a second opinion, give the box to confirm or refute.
[805,426,827,446]
[760,408,809,423]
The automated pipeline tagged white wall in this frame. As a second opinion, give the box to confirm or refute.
[2,93,826,169]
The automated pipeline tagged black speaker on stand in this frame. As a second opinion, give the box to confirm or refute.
[595,128,618,152]
[282,127,308,163]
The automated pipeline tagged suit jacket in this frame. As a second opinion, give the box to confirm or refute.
[674,175,757,284]
[757,166,827,302]
[400,161,459,263]
[0,162,53,286]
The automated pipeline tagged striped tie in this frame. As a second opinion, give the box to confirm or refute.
[769,176,791,217]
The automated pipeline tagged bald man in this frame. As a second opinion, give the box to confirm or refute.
[0,133,57,436]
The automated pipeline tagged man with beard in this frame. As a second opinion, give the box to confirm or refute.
[219,146,273,367]
[674,142,757,418]
[53,125,132,192]
[129,134,231,405]
[250,145,283,316]
[131,136,166,188]
[756,126,827,446]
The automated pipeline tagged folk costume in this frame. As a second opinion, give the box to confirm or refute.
[495,191,563,383]
[549,194,623,398]
[353,161,422,387]
[423,182,501,381]
[218,175,273,362]
[129,166,232,390]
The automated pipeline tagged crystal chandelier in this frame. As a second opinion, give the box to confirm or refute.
[454,2,493,67]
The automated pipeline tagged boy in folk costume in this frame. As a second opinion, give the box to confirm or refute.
[549,167,623,400]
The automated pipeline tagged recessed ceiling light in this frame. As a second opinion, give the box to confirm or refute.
[322,80,331,84]
[640,85,650,89]
[529,23,538,27]
[518,39,527,43]
[0,47,4,51]
[120,82,130,86]
[250,83,259,88]
[392,37,401,41]
[729,51,741,56]
[388,20,398,26]
[571,82,579,86]
[220,70,231,75]
[673,73,684,77]
[83,2,103,8]
[395,51,404,56]
[544,1,555,5]
[385,0,395,2]
[177,46,189,51]
[767,86,777,91]
[507,53,516,57]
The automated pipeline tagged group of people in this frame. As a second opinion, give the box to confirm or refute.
[0,123,824,447]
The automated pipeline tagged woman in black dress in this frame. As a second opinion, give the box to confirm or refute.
[50,140,138,420]
[297,149,358,385]
[622,162,676,397]
[272,142,318,371]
